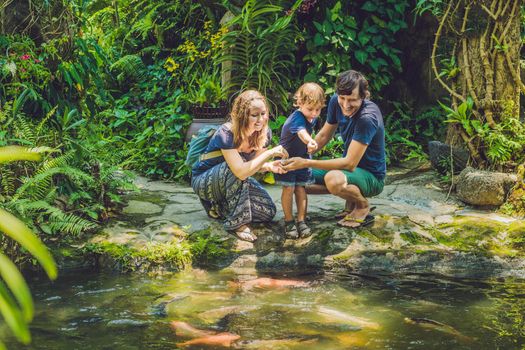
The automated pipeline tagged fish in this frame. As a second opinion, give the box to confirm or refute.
[170,321,215,338]
[309,321,362,332]
[176,332,241,347]
[198,305,258,323]
[317,306,381,330]
[404,317,474,342]
[233,277,310,291]
[150,294,189,317]
[233,337,318,349]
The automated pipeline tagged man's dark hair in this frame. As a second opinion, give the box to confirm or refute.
[335,70,370,98]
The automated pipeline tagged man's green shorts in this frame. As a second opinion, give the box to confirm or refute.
[312,167,385,198]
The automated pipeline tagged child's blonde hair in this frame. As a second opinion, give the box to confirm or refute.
[230,90,269,150]
[293,82,325,108]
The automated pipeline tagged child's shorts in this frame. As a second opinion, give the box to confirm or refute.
[274,168,314,187]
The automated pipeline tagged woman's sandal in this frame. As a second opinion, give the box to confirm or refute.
[296,221,312,238]
[234,226,257,242]
[335,206,376,219]
[208,209,220,219]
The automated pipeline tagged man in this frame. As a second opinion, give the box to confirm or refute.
[282,70,386,227]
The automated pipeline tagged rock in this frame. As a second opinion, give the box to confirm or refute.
[456,167,517,206]
[428,141,469,174]
[123,200,162,215]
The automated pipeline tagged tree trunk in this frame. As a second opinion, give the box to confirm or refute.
[442,0,522,165]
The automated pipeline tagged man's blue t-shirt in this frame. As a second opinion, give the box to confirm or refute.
[279,110,316,158]
[191,123,271,177]
[326,95,386,180]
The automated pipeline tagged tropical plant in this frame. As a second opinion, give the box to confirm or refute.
[185,69,228,107]
[302,0,408,94]
[384,102,445,164]
[441,98,525,166]
[0,146,58,348]
[219,0,303,114]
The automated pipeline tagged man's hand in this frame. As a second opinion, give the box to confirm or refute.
[267,160,287,174]
[307,140,318,154]
[281,157,308,171]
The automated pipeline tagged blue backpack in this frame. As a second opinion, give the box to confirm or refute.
[185,125,221,168]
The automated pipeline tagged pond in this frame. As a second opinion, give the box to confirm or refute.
[2,269,524,349]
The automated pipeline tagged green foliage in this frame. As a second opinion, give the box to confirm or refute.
[96,65,192,179]
[110,55,147,85]
[414,0,446,17]
[189,229,234,267]
[84,241,192,272]
[302,0,408,94]
[185,70,228,107]
[219,0,302,113]
[268,115,288,146]
[384,103,445,164]
[0,34,109,118]
[441,99,525,165]
[315,135,345,160]
[437,56,460,79]
[0,146,58,348]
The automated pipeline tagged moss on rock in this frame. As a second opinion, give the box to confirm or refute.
[83,240,192,272]
[188,228,236,267]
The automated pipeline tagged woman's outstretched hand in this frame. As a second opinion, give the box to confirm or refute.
[281,157,307,171]
[267,160,287,174]
[270,145,289,159]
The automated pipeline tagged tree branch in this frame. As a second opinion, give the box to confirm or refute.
[460,5,479,108]
[432,0,465,102]
[480,4,498,21]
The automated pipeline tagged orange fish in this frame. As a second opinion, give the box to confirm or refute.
[177,332,241,347]
[170,321,214,338]
[237,277,309,291]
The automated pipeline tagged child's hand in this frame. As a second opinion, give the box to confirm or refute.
[307,140,318,154]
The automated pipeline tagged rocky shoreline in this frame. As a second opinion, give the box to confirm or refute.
[63,163,525,279]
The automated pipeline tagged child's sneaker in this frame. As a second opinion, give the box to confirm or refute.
[296,221,311,238]
[284,221,299,239]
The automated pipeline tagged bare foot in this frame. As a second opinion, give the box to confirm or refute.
[337,206,373,228]
[334,201,356,219]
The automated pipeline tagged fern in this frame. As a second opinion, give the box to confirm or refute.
[219,0,300,113]
[110,54,147,83]
[13,166,95,202]
[0,168,16,196]
[13,118,36,145]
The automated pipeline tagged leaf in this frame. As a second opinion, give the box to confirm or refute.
[0,282,30,344]
[0,146,42,163]
[361,1,378,11]
[0,253,33,321]
[358,32,372,46]
[354,50,368,64]
[0,208,57,280]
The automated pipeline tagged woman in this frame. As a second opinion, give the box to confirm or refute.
[191,90,288,242]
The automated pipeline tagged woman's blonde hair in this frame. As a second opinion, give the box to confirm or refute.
[230,90,269,150]
[293,82,325,108]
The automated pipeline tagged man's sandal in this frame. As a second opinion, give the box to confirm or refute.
[234,226,257,242]
[337,214,375,228]
[335,206,376,219]
[284,221,299,239]
[296,221,312,238]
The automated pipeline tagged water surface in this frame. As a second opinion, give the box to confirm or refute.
[2,269,524,349]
